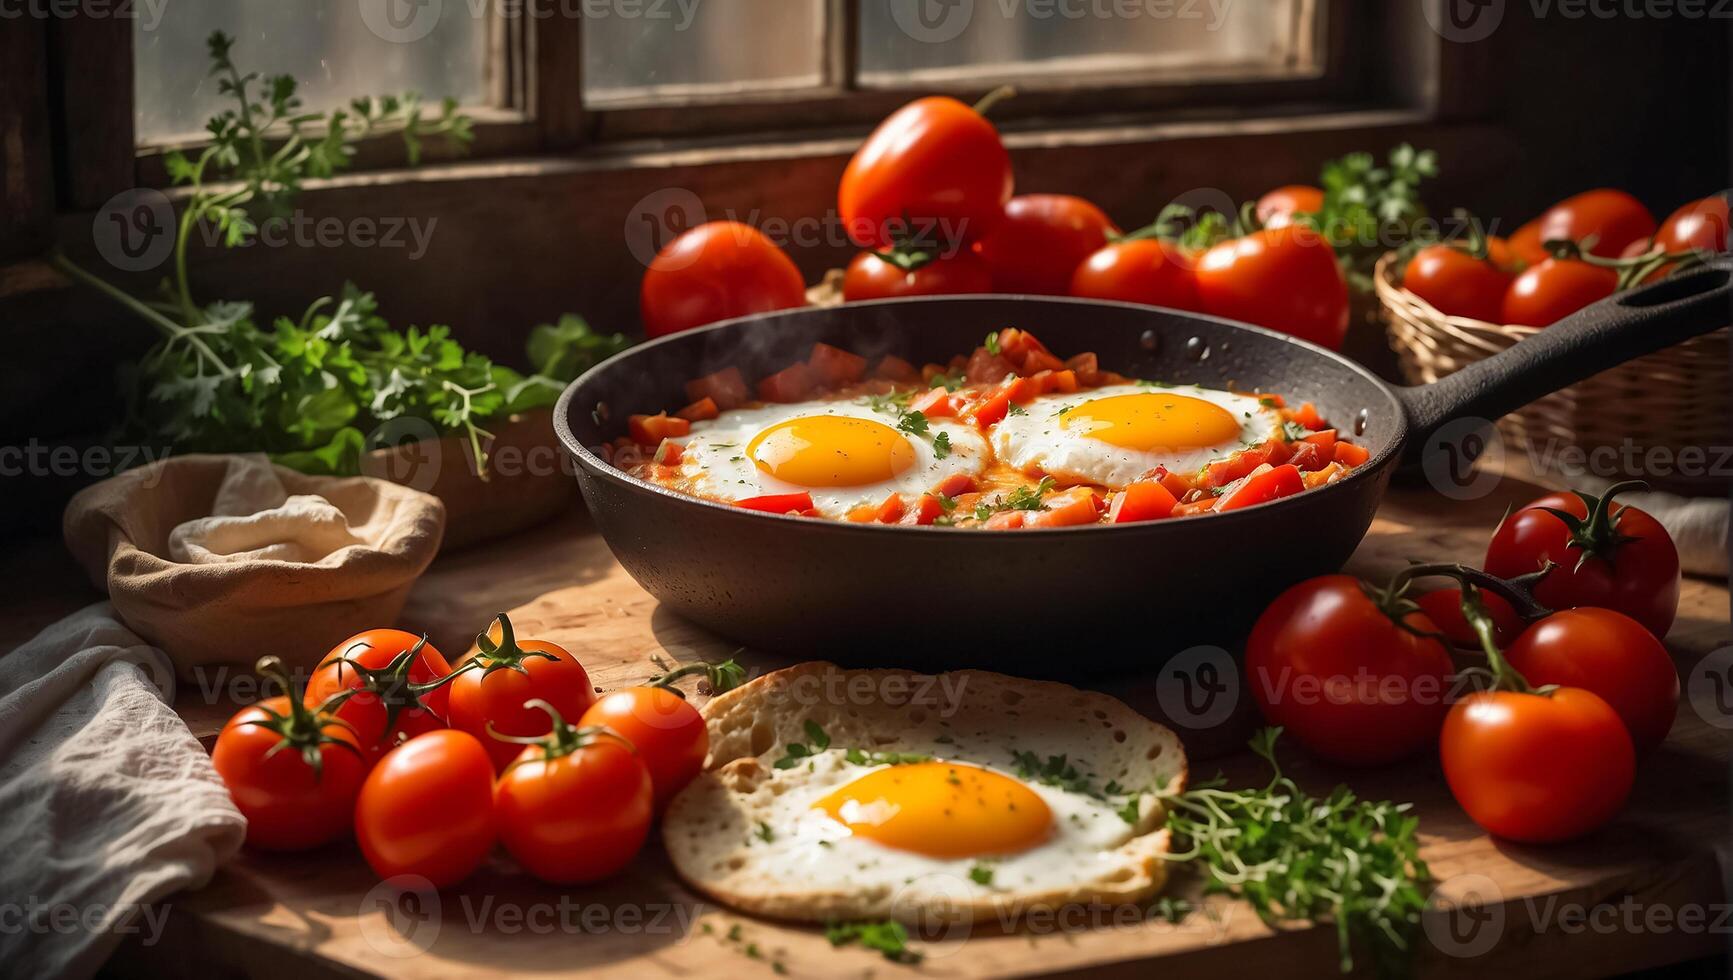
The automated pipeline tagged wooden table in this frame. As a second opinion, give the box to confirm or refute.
[22,466,1729,978]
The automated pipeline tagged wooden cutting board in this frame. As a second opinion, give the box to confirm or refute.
[141,468,1732,979]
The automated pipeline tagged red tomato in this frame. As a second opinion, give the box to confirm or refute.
[973,194,1119,295]
[1413,588,1524,650]
[212,658,367,851]
[1505,608,1679,750]
[1255,185,1324,229]
[447,614,598,772]
[579,687,707,809]
[838,96,1013,249]
[1655,194,1730,255]
[1195,227,1349,349]
[495,717,653,885]
[640,222,806,339]
[843,249,993,301]
[1500,258,1617,327]
[1068,238,1200,311]
[1216,463,1303,512]
[1441,686,1633,842]
[1402,243,1515,322]
[1508,217,1549,266]
[1534,188,1656,259]
[1484,484,1681,637]
[303,629,454,762]
[355,730,497,887]
[1245,574,1455,766]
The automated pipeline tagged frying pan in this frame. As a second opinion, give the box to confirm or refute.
[555,256,1730,674]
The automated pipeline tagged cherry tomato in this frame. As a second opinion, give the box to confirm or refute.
[1654,193,1730,255]
[838,96,1013,249]
[973,194,1118,295]
[1508,217,1549,267]
[1402,243,1515,323]
[580,686,707,809]
[1534,188,1656,258]
[1441,686,1633,842]
[1195,227,1349,349]
[1245,574,1455,766]
[1505,608,1679,750]
[495,709,654,885]
[1068,238,1200,311]
[1484,483,1681,637]
[639,221,806,339]
[303,629,454,762]
[447,614,598,772]
[355,729,496,888]
[1500,257,1617,326]
[843,248,992,301]
[1414,588,1524,649]
[212,658,366,851]
[1255,185,1324,229]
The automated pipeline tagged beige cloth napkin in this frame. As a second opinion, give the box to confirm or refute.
[64,454,445,677]
[0,603,246,978]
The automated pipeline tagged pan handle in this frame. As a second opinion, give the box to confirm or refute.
[1395,253,1731,467]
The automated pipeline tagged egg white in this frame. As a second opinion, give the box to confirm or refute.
[990,382,1281,487]
[677,399,990,518]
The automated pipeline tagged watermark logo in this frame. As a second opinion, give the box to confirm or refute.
[889,0,975,43]
[1686,646,1733,730]
[93,188,175,272]
[1419,416,1505,501]
[360,0,444,43]
[889,872,974,958]
[1423,872,1506,957]
[360,875,442,958]
[1155,645,1238,730]
[364,416,444,493]
[1424,0,1505,42]
[625,188,709,268]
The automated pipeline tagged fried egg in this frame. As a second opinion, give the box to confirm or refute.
[663,664,1188,925]
[676,400,989,517]
[991,383,1281,486]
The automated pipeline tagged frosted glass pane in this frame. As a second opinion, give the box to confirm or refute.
[136,2,485,142]
[857,0,1307,86]
[582,0,826,105]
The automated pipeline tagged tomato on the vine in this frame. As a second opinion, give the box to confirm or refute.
[843,247,992,301]
[1244,574,1454,766]
[1505,608,1679,750]
[303,629,455,762]
[838,95,1013,250]
[355,729,497,887]
[1484,481,1681,637]
[494,702,654,884]
[1402,243,1515,323]
[640,221,806,339]
[973,194,1118,295]
[1533,188,1656,259]
[1500,257,1617,326]
[1068,238,1200,311]
[1195,226,1349,349]
[1508,217,1548,267]
[580,686,707,809]
[1655,193,1730,255]
[1254,185,1323,229]
[447,613,598,772]
[212,657,367,851]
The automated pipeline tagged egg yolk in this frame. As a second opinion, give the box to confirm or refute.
[814,762,1053,858]
[1060,392,1242,451]
[746,415,917,487]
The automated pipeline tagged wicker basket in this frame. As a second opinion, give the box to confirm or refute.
[1376,252,1730,496]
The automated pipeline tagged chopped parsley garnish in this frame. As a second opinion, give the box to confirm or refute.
[1010,750,1099,797]
[773,720,831,769]
[866,390,914,414]
[1259,396,1281,409]
[896,410,930,437]
[931,431,951,458]
[755,821,775,843]
[968,864,995,886]
[984,331,1002,354]
[825,919,922,964]
[928,371,965,392]
[973,477,1057,521]
[1282,420,1312,442]
[1117,797,1142,824]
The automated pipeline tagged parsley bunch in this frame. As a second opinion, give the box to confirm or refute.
[54,32,626,477]
[1298,144,1440,292]
[1159,729,1430,976]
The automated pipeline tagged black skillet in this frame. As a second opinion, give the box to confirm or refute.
[555,256,1730,675]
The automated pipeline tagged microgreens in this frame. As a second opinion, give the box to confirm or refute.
[824,919,922,964]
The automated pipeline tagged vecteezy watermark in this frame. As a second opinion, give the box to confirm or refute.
[888,0,1236,43]
[1418,416,1507,501]
[1424,873,1507,957]
[1154,644,1239,730]
[1424,0,1506,42]
[1425,871,1733,958]
[361,0,701,43]
[1426,0,1733,42]
[1686,646,1733,729]
[1526,438,1733,483]
[194,213,440,261]
[93,188,176,273]
[0,0,167,30]
[0,899,173,947]
[761,670,973,718]
[0,441,171,483]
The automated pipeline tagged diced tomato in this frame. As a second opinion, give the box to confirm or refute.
[874,355,918,382]
[1107,480,1178,523]
[1020,348,1064,374]
[1049,369,1078,393]
[1026,488,1102,528]
[735,492,814,514]
[910,387,960,418]
[965,347,1015,384]
[1333,441,1370,466]
[1204,442,1276,488]
[1290,402,1325,430]
[1303,462,1344,489]
[967,386,1013,427]
[920,363,949,384]
[872,493,904,523]
[983,510,1026,530]
[757,363,815,403]
[676,397,719,422]
[1217,464,1304,512]
[1003,376,1038,404]
[685,367,751,411]
[1064,352,1100,386]
[653,439,684,465]
[935,473,976,497]
[1264,439,1295,465]
[904,493,946,526]
[1287,441,1332,472]
[628,412,691,446]
[808,343,867,386]
[1173,498,1220,517]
